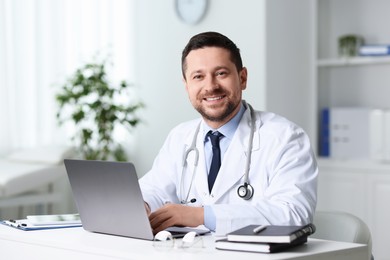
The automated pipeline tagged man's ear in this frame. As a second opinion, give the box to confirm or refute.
[183,77,189,91]
[240,67,248,90]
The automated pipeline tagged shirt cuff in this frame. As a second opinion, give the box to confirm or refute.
[204,205,216,231]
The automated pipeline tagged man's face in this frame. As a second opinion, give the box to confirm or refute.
[183,47,247,129]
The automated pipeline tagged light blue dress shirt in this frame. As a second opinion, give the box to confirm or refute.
[203,102,246,231]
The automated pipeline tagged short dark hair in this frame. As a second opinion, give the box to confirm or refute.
[181,32,243,78]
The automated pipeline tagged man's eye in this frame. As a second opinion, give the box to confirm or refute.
[193,75,203,80]
[216,71,227,76]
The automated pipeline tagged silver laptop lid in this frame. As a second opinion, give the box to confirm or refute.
[64,159,154,240]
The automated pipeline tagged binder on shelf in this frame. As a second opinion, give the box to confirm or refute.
[319,108,330,157]
[318,107,390,161]
[359,44,390,56]
[329,107,372,159]
[384,110,390,161]
[369,109,385,161]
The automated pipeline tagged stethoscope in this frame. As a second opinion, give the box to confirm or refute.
[180,101,256,204]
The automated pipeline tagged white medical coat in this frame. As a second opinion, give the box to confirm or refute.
[139,106,318,235]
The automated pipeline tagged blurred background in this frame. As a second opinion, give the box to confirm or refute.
[1,1,390,258]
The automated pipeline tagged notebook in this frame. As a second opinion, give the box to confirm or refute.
[64,159,209,240]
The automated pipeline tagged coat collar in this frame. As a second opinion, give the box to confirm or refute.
[184,106,261,203]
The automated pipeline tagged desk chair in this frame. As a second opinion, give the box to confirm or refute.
[312,210,373,260]
[0,146,74,219]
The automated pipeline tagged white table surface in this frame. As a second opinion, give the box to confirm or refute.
[0,225,368,260]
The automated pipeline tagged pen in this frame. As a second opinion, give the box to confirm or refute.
[253,225,267,234]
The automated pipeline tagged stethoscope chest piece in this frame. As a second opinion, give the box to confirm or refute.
[237,182,254,200]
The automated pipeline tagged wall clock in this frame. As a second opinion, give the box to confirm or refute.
[175,0,208,25]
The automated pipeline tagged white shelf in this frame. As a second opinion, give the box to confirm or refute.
[317,56,390,67]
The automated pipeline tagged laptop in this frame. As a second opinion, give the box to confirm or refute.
[64,159,209,240]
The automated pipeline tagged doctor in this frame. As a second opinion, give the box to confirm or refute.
[139,32,318,236]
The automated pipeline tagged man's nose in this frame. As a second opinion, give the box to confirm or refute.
[204,75,219,91]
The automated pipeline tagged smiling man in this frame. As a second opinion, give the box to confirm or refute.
[139,32,318,236]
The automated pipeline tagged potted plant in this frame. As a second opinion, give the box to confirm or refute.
[55,57,144,161]
[338,34,365,57]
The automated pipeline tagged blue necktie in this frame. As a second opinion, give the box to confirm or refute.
[207,131,223,193]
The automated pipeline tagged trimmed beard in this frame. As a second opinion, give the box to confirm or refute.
[195,101,238,123]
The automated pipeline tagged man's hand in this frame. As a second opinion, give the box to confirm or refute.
[144,202,151,216]
[148,204,204,234]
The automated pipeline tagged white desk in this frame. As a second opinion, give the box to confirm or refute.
[0,225,368,260]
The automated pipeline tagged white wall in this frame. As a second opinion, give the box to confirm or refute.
[264,0,315,144]
[131,0,266,176]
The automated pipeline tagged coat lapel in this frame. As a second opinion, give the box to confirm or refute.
[183,123,209,199]
[210,109,261,202]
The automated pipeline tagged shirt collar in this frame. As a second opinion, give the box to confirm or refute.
[203,102,246,142]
